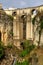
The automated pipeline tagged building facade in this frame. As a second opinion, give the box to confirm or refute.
[0,4,43,48]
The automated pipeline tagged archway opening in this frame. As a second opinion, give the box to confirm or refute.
[21,15,26,39]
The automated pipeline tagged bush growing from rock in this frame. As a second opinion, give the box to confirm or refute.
[15,60,29,65]
[20,40,35,57]
[20,49,28,57]
[0,41,5,59]
[0,48,4,59]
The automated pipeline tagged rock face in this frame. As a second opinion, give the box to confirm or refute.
[29,48,43,65]
[0,49,14,65]
[0,46,20,65]
[0,8,13,45]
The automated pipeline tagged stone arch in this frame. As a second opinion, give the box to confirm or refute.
[21,14,27,39]
[32,9,35,13]
[12,11,17,16]
[31,9,37,15]
[21,14,26,19]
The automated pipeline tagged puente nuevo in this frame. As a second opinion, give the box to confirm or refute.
[0,4,43,48]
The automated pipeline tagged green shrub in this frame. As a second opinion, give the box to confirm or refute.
[0,48,4,59]
[0,41,4,48]
[20,40,35,57]
[21,40,33,49]
[15,60,29,65]
[28,44,35,52]
[10,31,13,36]
[20,44,35,57]
[20,49,28,57]
[0,41,5,59]
[22,40,30,49]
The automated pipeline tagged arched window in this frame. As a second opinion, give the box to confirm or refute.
[21,15,26,19]
[0,31,1,41]
[31,9,37,15]
[21,15,26,39]
[12,12,16,16]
